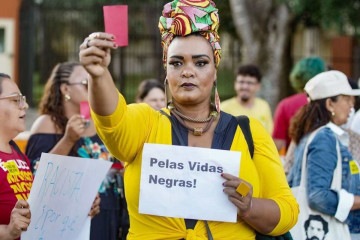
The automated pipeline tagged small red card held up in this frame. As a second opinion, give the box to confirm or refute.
[103,5,128,47]
[80,101,91,120]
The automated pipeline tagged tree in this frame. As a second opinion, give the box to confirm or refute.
[228,0,293,108]
[226,0,360,108]
[287,0,360,34]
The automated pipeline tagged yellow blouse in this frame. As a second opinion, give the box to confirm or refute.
[91,92,298,240]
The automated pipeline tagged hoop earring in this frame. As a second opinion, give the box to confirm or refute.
[64,94,71,102]
[213,80,220,113]
[164,79,172,108]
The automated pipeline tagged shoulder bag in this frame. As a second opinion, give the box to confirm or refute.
[290,127,351,239]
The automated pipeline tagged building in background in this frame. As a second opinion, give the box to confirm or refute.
[0,0,21,83]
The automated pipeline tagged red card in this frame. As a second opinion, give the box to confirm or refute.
[103,5,128,47]
[80,101,91,120]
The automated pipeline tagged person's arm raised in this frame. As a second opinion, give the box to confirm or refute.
[79,32,119,116]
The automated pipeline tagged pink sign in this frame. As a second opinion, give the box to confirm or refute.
[103,5,128,47]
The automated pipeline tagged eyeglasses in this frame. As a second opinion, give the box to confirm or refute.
[0,93,27,108]
[66,79,88,88]
[236,80,258,86]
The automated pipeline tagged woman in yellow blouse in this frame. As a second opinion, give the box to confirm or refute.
[79,0,298,239]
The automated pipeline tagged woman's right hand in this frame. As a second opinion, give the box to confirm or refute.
[64,114,87,144]
[7,200,31,239]
[79,32,118,78]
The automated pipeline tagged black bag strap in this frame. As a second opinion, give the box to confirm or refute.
[160,111,254,158]
[235,115,254,159]
[204,220,213,240]
[160,110,186,146]
[234,117,293,240]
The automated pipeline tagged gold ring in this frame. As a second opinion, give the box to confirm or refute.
[236,182,250,197]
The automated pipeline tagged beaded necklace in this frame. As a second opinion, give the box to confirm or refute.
[169,104,218,136]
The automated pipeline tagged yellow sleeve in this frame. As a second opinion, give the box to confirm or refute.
[250,117,299,234]
[90,92,158,162]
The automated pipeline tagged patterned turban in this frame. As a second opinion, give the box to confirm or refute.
[158,0,221,68]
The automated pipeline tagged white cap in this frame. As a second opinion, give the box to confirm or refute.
[304,70,360,100]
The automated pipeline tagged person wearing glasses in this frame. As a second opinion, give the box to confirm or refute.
[221,64,274,134]
[0,72,100,240]
[25,62,123,240]
[0,73,32,240]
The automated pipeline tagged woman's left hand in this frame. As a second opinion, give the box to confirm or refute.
[88,194,101,218]
[222,173,253,218]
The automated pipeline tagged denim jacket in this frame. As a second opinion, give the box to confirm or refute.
[287,123,360,233]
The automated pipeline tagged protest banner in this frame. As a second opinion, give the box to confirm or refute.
[22,153,112,240]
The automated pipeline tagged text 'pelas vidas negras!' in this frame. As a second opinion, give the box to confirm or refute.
[147,157,223,189]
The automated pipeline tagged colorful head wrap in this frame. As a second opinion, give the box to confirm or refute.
[158,0,221,68]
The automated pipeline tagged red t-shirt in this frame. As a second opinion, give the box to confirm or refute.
[0,147,33,225]
[272,93,308,149]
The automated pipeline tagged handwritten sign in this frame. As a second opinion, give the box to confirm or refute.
[22,153,112,240]
[139,144,241,222]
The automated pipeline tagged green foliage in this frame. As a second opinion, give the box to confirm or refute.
[217,68,235,100]
[215,0,237,37]
[286,0,322,27]
[279,0,360,36]
[217,0,360,39]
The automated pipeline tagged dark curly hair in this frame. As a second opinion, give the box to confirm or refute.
[289,95,338,144]
[304,214,329,235]
[236,64,262,83]
[39,62,81,133]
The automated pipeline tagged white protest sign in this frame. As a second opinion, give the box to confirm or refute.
[22,153,112,240]
[139,143,241,222]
